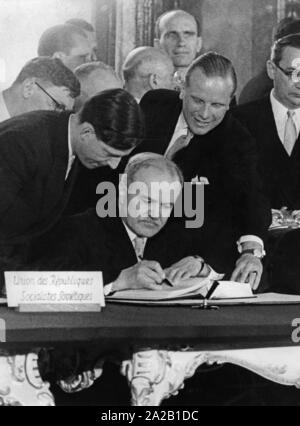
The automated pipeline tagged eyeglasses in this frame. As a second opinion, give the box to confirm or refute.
[274,63,300,82]
[35,82,66,112]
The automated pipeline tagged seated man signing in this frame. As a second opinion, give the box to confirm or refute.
[107,153,210,292]
[36,153,211,291]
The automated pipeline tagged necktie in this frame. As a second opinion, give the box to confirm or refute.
[284,110,298,156]
[165,130,192,160]
[133,236,145,261]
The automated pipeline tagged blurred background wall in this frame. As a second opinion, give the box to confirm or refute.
[0,0,92,89]
[1,0,300,95]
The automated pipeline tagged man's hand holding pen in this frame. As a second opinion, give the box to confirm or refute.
[111,255,212,292]
[112,260,167,291]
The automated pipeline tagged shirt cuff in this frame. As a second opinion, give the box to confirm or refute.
[236,235,265,254]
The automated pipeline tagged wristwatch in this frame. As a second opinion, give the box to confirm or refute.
[241,248,265,259]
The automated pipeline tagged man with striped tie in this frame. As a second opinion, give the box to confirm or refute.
[232,33,300,293]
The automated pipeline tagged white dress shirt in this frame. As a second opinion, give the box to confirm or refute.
[65,115,76,180]
[270,89,300,145]
[123,222,147,260]
[0,91,10,122]
[165,111,189,156]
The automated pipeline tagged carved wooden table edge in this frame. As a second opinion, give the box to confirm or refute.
[2,346,300,406]
[0,350,54,406]
[120,346,300,406]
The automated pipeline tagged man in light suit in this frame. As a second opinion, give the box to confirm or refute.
[138,52,271,289]
[233,34,300,293]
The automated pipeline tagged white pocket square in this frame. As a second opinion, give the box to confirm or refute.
[191,175,209,185]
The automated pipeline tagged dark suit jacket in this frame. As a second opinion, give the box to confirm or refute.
[64,163,121,216]
[232,96,300,293]
[238,69,273,105]
[34,210,200,381]
[0,111,78,245]
[232,96,300,210]
[34,209,197,285]
[138,90,271,246]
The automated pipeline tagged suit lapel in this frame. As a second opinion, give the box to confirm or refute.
[141,94,183,155]
[105,217,137,269]
[41,113,70,213]
[162,100,183,154]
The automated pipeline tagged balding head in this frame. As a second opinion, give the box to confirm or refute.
[122,46,174,101]
[154,9,202,72]
[74,61,122,109]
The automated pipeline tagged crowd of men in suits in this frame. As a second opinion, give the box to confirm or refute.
[1,9,300,296]
[1,7,300,404]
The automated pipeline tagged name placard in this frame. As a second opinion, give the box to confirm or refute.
[5,271,105,312]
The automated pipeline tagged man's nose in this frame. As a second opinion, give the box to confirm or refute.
[199,103,211,119]
[177,33,186,46]
[148,202,160,219]
[294,78,300,89]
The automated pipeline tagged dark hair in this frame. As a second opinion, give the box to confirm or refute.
[155,9,201,38]
[271,33,300,66]
[79,88,144,150]
[13,57,80,98]
[185,51,237,96]
[38,24,87,56]
[65,18,95,33]
[274,18,300,41]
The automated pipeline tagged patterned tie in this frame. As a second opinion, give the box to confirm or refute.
[133,236,146,261]
[284,110,298,156]
[165,130,192,160]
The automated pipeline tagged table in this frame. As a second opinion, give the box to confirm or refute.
[0,303,300,405]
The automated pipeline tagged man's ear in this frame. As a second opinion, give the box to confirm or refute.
[266,60,275,80]
[196,36,202,53]
[52,51,66,61]
[149,73,158,90]
[153,38,160,49]
[22,78,36,98]
[179,86,185,101]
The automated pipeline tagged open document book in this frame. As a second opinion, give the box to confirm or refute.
[106,277,254,303]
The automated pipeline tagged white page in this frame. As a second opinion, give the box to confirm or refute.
[107,279,253,301]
